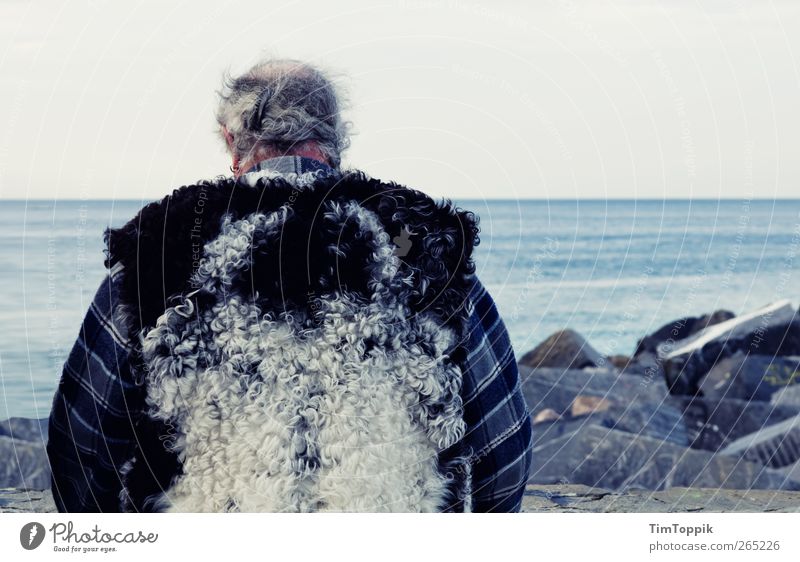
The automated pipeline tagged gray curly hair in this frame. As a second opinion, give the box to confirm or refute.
[216,59,350,168]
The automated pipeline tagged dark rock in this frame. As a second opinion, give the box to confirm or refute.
[660,301,800,395]
[719,415,800,468]
[532,399,688,447]
[522,365,687,446]
[618,350,664,379]
[0,417,48,444]
[674,396,800,452]
[529,424,799,491]
[698,353,800,401]
[0,436,50,489]
[0,489,56,513]
[520,366,670,418]
[518,329,604,370]
[522,484,800,512]
[634,309,735,357]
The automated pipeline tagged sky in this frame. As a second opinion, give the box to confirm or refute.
[1,0,799,200]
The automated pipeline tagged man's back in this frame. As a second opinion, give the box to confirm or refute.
[47,59,532,512]
[105,166,477,511]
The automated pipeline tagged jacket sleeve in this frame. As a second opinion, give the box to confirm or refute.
[460,278,533,512]
[47,270,145,512]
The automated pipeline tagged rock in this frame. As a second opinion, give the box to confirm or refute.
[719,415,800,468]
[660,301,800,395]
[0,418,51,490]
[0,417,48,444]
[618,350,665,379]
[522,484,800,512]
[518,329,605,370]
[0,436,50,489]
[533,409,561,425]
[776,460,800,484]
[532,400,688,447]
[698,353,800,401]
[608,355,631,370]
[772,384,800,407]
[529,424,799,491]
[570,396,612,417]
[522,365,684,445]
[634,310,736,357]
[674,396,800,452]
[0,488,56,513]
[520,366,670,417]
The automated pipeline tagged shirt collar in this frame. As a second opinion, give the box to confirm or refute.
[243,155,333,176]
[239,155,338,187]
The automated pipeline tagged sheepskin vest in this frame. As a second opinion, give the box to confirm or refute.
[105,168,480,512]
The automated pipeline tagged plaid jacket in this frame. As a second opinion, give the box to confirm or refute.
[47,159,533,513]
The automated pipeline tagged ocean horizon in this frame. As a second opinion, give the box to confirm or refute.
[2,197,799,419]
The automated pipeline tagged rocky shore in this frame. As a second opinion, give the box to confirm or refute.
[522,299,800,495]
[2,299,800,511]
[0,417,49,491]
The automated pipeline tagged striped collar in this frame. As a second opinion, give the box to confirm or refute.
[240,155,339,187]
[243,155,333,175]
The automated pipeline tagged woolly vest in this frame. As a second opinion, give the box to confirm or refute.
[105,169,480,512]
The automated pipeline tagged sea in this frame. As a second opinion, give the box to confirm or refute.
[1,198,799,419]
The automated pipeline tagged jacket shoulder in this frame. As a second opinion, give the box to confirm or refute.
[104,170,481,332]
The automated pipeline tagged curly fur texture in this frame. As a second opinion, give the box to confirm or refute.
[105,168,479,512]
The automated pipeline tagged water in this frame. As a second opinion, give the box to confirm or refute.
[1,198,799,419]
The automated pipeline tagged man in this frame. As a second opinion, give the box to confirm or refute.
[47,59,532,512]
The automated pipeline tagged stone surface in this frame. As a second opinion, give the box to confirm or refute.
[772,384,800,407]
[570,395,612,417]
[532,408,561,424]
[777,460,800,484]
[532,400,688,447]
[660,301,800,395]
[0,418,50,489]
[674,396,800,452]
[719,415,800,468]
[698,353,800,402]
[520,366,670,417]
[634,310,736,357]
[529,424,799,492]
[522,365,686,446]
[0,417,48,443]
[0,488,56,513]
[618,350,665,379]
[608,355,632,370]
[518,329,605,370]
[522,484,800,512]
[0,436,49,489]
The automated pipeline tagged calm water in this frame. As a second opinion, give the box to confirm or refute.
[1,198,799,419]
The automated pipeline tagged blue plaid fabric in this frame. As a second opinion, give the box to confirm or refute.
[47,160,533,513]
[460,282,533,512]
[47,265,145,512]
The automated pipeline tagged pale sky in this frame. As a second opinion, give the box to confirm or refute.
[1,0,799,200]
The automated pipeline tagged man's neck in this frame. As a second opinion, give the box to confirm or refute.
[237,142,331,178]
[241,154,335,179]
